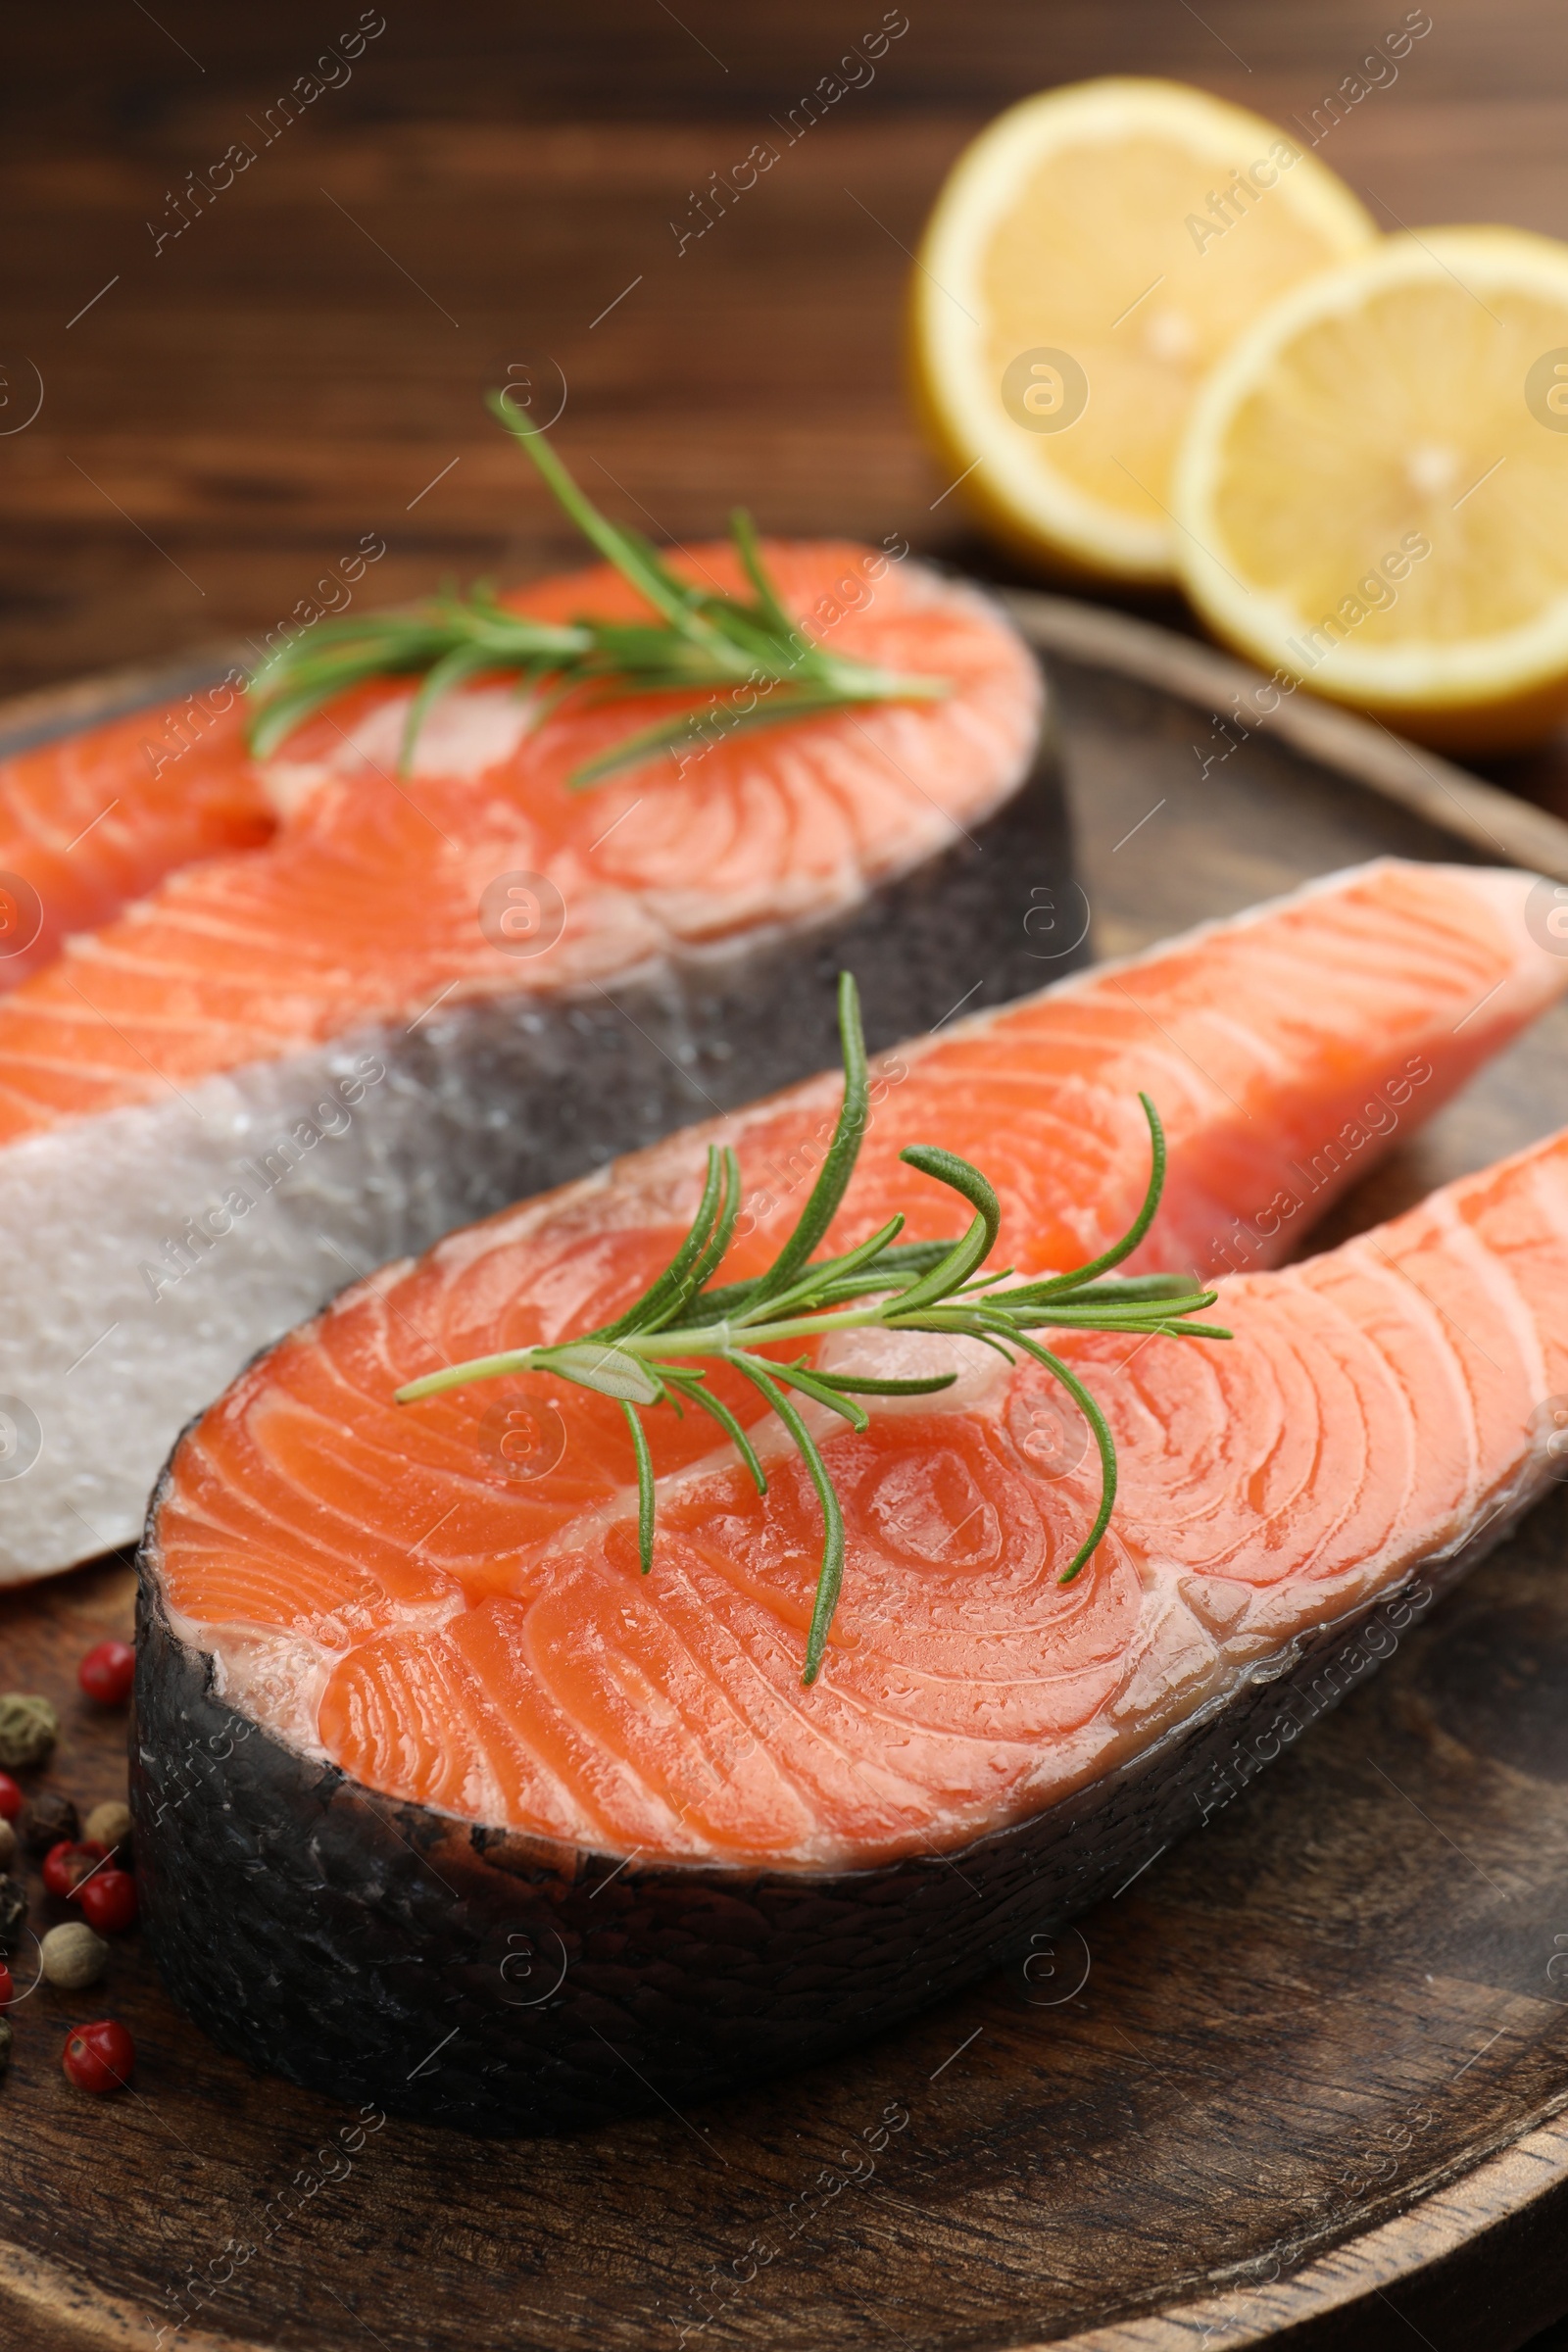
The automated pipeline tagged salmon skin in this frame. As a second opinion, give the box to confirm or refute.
[0,547,1058,1579]
[134,859,1568,2132]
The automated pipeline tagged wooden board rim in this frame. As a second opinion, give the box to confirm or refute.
[5,602,1568,2352]
[7,2112,1565,2352]
[1003,590,1568,889]
[1045,2104,1568,2350]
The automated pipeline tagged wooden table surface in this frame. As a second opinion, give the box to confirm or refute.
[4,6,1568,2346]
[1,0,1566,800]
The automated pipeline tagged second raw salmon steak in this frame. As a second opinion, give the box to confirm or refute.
[135,858,1568,2130]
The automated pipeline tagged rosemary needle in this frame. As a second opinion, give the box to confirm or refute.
[246,393,949,786]
[396,974,1231,1686]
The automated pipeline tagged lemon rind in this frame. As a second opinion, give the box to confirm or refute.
[912,76,1378,583]
[1173,225,1568,715]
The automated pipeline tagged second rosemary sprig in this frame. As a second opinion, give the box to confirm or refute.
[396,974,1230,1685]
[246,392,949,785]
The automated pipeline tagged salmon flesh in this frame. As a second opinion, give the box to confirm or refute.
[133,858,1568,2131]
[0,548,1054,1578]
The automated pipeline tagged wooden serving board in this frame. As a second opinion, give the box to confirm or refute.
[5,608,1568,2352]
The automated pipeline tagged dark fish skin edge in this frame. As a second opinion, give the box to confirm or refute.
[0,634,1068,1582]
[390,680,1081,1225]
[122,668,1097,2136]
[130,1490,1526,2138]
[128,661,1479,2138]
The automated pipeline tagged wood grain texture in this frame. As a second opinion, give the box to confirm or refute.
[4,6,1568,2343]
[0,0,1567,840]
[1,614,1568,2349]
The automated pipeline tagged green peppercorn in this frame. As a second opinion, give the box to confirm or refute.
[0,1819,14,1870]
[0,1694,57,1772]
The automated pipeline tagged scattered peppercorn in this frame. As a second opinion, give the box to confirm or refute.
[0,1820,13,1871]
[0,1775,20,1822]
[83,1800,132,1854]
[75,1871,137,1936]
[23,1792,78,1853]
[77,1642,135,1707]
[62,2019,132,2095]
[0,1878,24,1953]
[0,1694,58,1772]
[40,1921,107,1991]
[0,1963,13,2006]
[42,1839,108,1898]
[0,2018,12,2076]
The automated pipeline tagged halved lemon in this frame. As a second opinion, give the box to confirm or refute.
[909,77,1376,584]
[1172,226,1568,750]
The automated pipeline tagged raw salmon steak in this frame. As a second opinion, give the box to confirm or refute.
[135,858,1568,2132]
[0,688,270,987]
[0,544,1058,1578]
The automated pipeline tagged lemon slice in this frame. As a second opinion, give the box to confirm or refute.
[909,77,1376,584]
[1172,226,1568,749]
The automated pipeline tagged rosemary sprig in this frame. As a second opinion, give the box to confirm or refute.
[396,976,1230,1685]
[245,392,949,785]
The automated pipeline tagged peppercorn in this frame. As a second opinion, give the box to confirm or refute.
[0,2018,11,2076]
[0,1774,21,1822]
[0,1877,24,1952]
[76,1871,137,1936]
[0,1694,58,1772]
[40,1922,107,1991]
[77,1642,134,1707]
[42,1840,108,1898]
[0,1820,14,1871]
[82,1800,132,1854]
[62,2018,132,2095]
[23,1792,78,1853]
[0,1962,13,2007]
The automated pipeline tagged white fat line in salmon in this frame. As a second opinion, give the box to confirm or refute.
[137,1055,386,1305]
[667,10,910,260]
[1198,1054,1434,1280]
[672,533,912,778]
[638,1730,765,1830]
[144,12,388,259]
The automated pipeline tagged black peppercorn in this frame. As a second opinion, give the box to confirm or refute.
[0,1874,25,1951]
[23,1791,78,1852]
